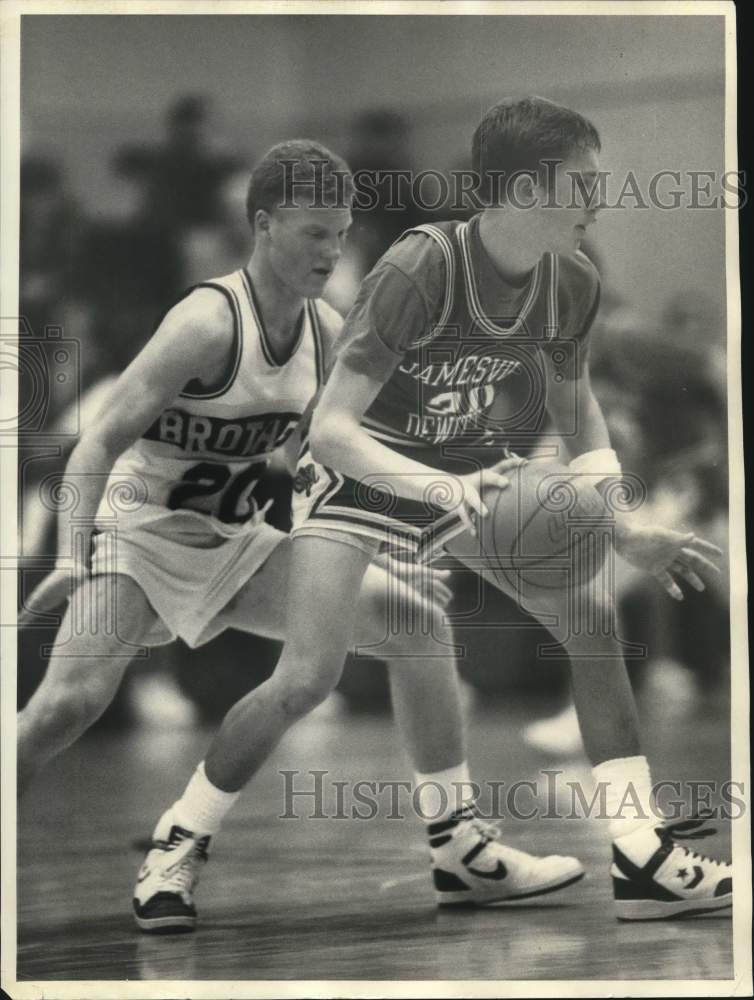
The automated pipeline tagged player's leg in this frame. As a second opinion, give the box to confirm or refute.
[445,527,732,920]
[204,534,375,788]
[18,573,161,793]
[272,537,582,907]
[185,536,467,783]
[445,522,650,762]
[352,559,581,905]
[133,533,373,932]
[135,533,583,932]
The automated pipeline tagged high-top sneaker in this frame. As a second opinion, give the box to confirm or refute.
[612,815,732,920]
[133,814,210,933]
[430,805,585,906]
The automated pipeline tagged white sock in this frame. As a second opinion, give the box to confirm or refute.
[592,755,660,864]
[170,762,241,836]
[414,761,474,824]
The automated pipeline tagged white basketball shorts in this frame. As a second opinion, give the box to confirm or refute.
[90,507,285,648]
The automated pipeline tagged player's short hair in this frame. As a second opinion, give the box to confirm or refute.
[472,97,601,204]
[246,140,353,226]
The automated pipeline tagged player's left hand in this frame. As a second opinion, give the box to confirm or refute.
[614,521,723,601]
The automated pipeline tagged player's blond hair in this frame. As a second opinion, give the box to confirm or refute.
[245,140,353,225]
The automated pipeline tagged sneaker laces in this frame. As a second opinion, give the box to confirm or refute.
[658,810,729,867]
[663,808,717,840]
[465,815,502,846]
[152,832,208,893]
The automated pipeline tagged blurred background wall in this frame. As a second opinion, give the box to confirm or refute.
[21,14,726,322]
[17,13,730,731]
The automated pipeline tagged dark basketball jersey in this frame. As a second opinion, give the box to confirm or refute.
[337,215,600,472]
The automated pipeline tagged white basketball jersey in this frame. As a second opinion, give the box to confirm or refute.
[100,268,326,535]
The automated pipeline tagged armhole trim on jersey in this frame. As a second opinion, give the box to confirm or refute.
[546,252,559,339]
[405,223,456,348]
[307,300,326,386]
[459,223,542,337]
[179,281,243,400]
[578,278,601,342]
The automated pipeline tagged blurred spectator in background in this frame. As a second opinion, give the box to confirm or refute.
[73,94,246,371]
[318,107,421,319]
[115,94,244,236]
[328,109,429,315]
[347,108,423,269]
[181,169,253,285]
[20,155,83,338]
[74,150,183,374]
[20,155,92,425]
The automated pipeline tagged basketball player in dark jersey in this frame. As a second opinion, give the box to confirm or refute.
[286,99,731,921]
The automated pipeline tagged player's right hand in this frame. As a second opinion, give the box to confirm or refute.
[457,460,524,537]
[18,566,88,627]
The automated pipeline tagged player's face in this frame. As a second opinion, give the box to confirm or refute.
[265,206,352,297]
[533,147,602,254]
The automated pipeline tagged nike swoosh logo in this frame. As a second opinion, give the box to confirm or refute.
[465,860,508,881]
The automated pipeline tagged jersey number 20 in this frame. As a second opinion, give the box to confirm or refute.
[168,461,270,523]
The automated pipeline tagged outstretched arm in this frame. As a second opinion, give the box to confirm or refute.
[19,289,235,621]
[544,346,721,601]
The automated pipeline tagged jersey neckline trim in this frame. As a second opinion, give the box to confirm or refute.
[307,300,326,385]
[241,268,307,368]
[459,222,543,337]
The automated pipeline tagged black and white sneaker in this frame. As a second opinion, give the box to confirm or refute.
[612,817,732,921]
[430,805,585,907]
[133,813,210,933]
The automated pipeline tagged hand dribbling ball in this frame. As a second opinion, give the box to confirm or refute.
[479,460,612,591]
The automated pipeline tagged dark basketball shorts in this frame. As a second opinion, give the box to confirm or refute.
[290,448,469,563]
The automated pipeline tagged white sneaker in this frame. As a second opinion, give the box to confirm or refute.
[430,805,584,906]
[133,811,210,933]
[612,818,732,921]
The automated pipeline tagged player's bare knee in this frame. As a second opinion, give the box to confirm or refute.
[278,673,337,718]
[271,647,342,718]
[32,682,95,742]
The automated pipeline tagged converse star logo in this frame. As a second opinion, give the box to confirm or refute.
[685,865,704,889]
[677,868,688,879]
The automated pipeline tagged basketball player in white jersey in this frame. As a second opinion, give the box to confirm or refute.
[19,142,584,934]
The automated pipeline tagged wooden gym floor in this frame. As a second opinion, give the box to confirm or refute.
[16,688,734,984]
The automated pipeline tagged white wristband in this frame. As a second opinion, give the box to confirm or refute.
[569,448,622,482]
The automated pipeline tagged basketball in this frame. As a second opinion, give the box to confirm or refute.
[480,460,612,591]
